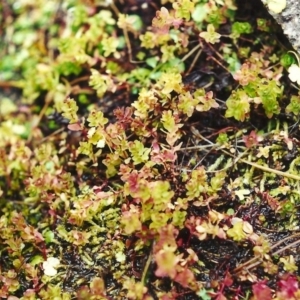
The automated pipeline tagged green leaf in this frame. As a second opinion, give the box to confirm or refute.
[87,110,108,127]
[232,22,253,35]
[161,110,177,133]
[200,24,221,44]
[151,181,174,210]
[30,255,44,266]
[129,140,151,165]
[158,71,183,95]
[0,98,18,115]
[192,4,208,23]
[197,288,212,300]
[56,61,82,76]
[172,210,187,228]
[44,230,55,244]
[225,90,250,121]
[286,94,300,115]
[89,69,111,97]
[186,167,208,199]
[129,15,143,31]
[227,220,246,241]
[280,53,296,68]
[173,0,195,21]
[61,98,79,123]
[146,57,159,68]
[162,58,185,73]
[258,80,281,118]
[101,36,119,57]
[150,212,171,230]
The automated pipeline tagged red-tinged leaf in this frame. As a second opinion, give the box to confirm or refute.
[68,122,82,131]
[215,293,227,300]
[126,171,140,193]
[154,224,178,252]
[23,290,36,298]
[151,148,177,164]
[174,266,197,289]
[174,267,196,289]
[223,272,233,287]
[90,277,106,296]
[252,281,272,300]
[155,246,180,279]
[278,274,299,298]
[152,7,171,34]
[243,130,260,148]
[171,18,183,29]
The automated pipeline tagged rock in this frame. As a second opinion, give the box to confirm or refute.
[264,0,300,55]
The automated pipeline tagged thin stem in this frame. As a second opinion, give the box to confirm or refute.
[288,50,300,66]
[177,144,218,151]
[270,232,300,251]
[221,149,300,181]
[0,81,23,88]
[69,76,90,86]
[141,253,152,285]
[233,257,260,273]
[272,238,300,256]
[186,48,202,74]
[38,127,65,144]
[181,43,202,63]
[233,232,300,274]
[207,56,230,73]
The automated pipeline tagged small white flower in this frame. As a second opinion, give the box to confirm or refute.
[42,257,60,276]
[267,0,286,14]
[96,138,106,148]
[87,127,96,139]
[234,189,250,201]
[115,251,126,263]
[288,64,300,85]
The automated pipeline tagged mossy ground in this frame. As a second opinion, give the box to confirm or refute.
[1,0,300,299]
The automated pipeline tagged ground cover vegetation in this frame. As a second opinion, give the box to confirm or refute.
[1,0,300,299]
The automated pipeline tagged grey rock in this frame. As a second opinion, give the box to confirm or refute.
[265,0,300,54]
